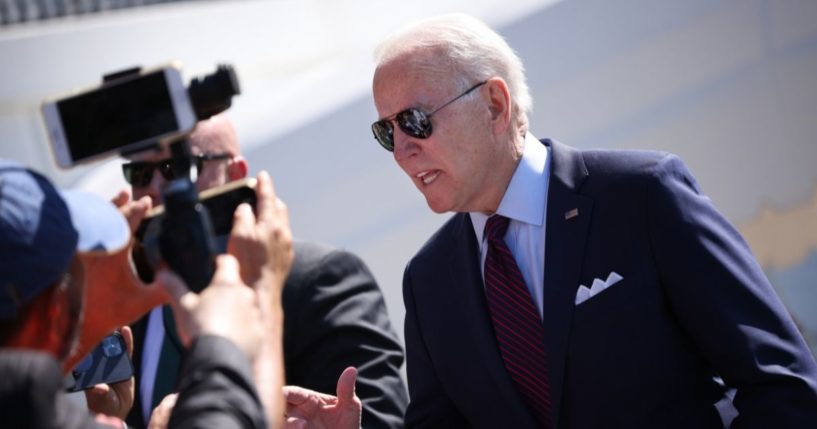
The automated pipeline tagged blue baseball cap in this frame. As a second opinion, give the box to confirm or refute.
[0,160,129,320]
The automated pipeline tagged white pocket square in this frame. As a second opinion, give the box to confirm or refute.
[575,272,623,305]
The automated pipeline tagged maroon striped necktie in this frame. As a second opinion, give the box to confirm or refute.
[483,215,552,428]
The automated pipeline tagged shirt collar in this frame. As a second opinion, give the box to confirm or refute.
[470,132,549,241]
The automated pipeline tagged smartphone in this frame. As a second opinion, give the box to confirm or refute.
[197,177,258,240]
[41,63,197,168]
[68,332,133,392]
[136,177,258,252]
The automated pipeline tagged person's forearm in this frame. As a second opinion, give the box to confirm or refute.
[254,269,286,429]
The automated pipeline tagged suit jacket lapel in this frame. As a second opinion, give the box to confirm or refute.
[542,139,592,426]
[449,213,539,426]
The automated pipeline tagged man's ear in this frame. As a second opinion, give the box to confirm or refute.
[227,155,249,180]
[4,285,66,357]
[485,77,512,136]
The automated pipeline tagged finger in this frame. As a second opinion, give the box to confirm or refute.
[111,189,130,208]
[254,170,275,223]
[210,254,243,288]
[121,326,134,358]
[283,385,323,407]
[274,197,292,235]
[133,275,173,314]
[88,383,111,395]
[115,201,149,234]
[155,268,191,303]
[155,269,199,319]
[154,393,178,411]
[154,269,197,347]
[230,202,255,236]
[284,417,308,429]
[226,203,255,260]
[336,366,358,404]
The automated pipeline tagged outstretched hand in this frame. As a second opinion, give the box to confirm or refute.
[283,367,362,429]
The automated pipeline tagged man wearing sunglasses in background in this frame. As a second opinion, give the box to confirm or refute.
[92,113,407,429]
[362,13,817,429]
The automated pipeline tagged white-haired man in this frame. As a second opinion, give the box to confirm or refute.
[364,13,817,429]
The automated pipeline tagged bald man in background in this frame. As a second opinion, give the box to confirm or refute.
[93,114,408,429]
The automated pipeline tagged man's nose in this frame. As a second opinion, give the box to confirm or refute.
[392,127,421,162]
[144,169,165,206]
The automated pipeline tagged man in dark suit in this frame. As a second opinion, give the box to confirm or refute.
[87,114,407,428]
[366,13,817,429]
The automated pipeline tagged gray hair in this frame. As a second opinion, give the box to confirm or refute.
[374,13,532,130]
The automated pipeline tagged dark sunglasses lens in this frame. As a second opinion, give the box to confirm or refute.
[156,160,179,181]
[123,163,153,187]
[396,109,432,139]
[372,121,395,151]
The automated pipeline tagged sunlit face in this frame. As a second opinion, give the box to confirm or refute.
[373,56,506,214]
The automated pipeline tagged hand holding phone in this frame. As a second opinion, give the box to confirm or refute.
[133,178,258,289]
[79,328,136,420]
[226,172,292,289]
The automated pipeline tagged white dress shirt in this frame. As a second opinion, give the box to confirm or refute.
[470,133,550,319]
[140,306,165,422]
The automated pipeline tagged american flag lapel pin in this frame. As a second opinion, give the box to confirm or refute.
[564,208,579,220]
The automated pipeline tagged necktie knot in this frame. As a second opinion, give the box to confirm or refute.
[485,215,511,241]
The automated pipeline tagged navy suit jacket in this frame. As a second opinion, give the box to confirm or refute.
[402,139,817,428]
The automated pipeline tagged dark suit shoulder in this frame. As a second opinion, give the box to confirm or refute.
[575,147,700,198]
[581,147,676,180]
[286,240,373,289]
[409,213,468,268]
[286,240,337,283]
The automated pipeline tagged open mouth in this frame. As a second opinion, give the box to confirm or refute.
[416,170,441,186]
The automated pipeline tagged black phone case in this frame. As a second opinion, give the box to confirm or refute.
[135,179,257,248]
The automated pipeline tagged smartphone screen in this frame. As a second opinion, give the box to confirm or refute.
[68,332,133,392]
[41,65,196,168]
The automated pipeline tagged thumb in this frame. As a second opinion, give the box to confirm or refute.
[336,367,358,404]
[87,383,112,396]
[156,268,192,304]
[120,326,134,359]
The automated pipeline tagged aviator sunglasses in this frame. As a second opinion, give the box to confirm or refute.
[371,80,488,152]
[122,153,231,187]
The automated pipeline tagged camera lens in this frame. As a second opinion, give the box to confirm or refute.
[102,336,123,357]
